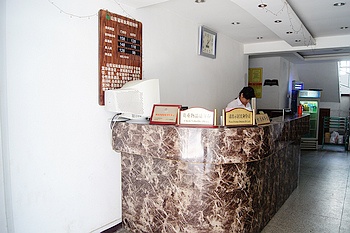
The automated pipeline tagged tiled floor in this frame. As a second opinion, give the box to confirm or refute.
[262,146,350,233]
[116,146,350,232]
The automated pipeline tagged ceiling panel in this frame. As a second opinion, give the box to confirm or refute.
[119,0,350,62]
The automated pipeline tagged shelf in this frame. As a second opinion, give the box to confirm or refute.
[322,117,349,150]
[301,140,318,150]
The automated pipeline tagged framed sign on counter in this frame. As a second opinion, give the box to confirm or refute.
[98,10,142,105]
[178,107,217,128]
[255,113,270,125]
[150,105,181,125]
[223,108,254,127]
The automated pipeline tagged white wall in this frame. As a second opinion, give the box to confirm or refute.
[249,57,291,109]
[250,57,349,116]
[296,61,340,102]
[137,5,247,109]
[1,0,10,231]
[320,97,350,117]
[339,65,350,94]
[296,61,350,117]
[3,1,246,233]
[6,1,125,232]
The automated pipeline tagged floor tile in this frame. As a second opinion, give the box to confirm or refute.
[262,211,340,233]
[340,220,350,233]
[340,193,350,222]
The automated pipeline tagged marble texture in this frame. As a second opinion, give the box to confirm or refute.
[112,115,309,233]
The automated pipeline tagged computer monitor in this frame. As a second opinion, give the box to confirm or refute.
[104,79,160,122]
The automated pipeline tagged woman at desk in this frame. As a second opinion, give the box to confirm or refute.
[226,86,255,111]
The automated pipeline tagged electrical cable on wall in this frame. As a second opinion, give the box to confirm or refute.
[47,0,98,19]
[111,0,135,20]
[47,0,145,95]
[47,0,135,20]
[258,0,315,48]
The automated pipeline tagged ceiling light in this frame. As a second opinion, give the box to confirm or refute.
[257,36,263,39]
[231,22,241,25]
[286,31,293,34]
[274,20,282,23]
[333,2,345,6]
[195,0,205,3]
[258,3,267,8]
[232,0,316,46]
[340,26,349,30]
[295,39,301,43]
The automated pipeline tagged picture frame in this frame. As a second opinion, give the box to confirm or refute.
[149,104,182,125]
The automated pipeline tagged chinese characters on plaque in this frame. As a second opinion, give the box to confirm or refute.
[150,105,181,125]
[149,105,269,127]
[179,108,217,127]
[98,10,142,105]
[255,113,270,125]
[150,106,217,127]
[223,108,254,126]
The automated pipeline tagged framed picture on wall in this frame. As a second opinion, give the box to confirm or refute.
[248,68,263,98]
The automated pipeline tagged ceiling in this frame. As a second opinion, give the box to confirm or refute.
[118,0,350,63]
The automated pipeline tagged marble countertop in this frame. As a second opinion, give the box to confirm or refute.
[112,114,309,164]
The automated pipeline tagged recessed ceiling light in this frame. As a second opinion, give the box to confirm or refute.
[274,20,282,23]
[257,36,263,39]
[286,31,293,34]
[195,0,205,3]
[258,3,267,8]
[333,2,345,6]
[295,39,301,42]
[340,26,349,29]
[232,22,241,25]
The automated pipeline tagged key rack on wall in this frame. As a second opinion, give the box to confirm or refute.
[98,10,143,105]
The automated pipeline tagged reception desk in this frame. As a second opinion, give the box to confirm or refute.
[112,115,309,233]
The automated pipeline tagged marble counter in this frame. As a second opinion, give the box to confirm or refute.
[112,115,309,233]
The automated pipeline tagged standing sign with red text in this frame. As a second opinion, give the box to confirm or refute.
[98,10,142,105]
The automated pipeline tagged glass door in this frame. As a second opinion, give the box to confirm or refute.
[300,100,318,139]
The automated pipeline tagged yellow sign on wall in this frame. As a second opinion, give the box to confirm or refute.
[248,68,263,98]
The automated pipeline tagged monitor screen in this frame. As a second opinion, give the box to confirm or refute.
[292,81,304,90]
[104,79,160,121]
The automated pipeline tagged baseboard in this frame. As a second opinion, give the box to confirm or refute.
[101,222,122,233]
[89,219,122,233]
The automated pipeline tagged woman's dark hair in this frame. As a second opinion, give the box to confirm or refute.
[239,86,255,100]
